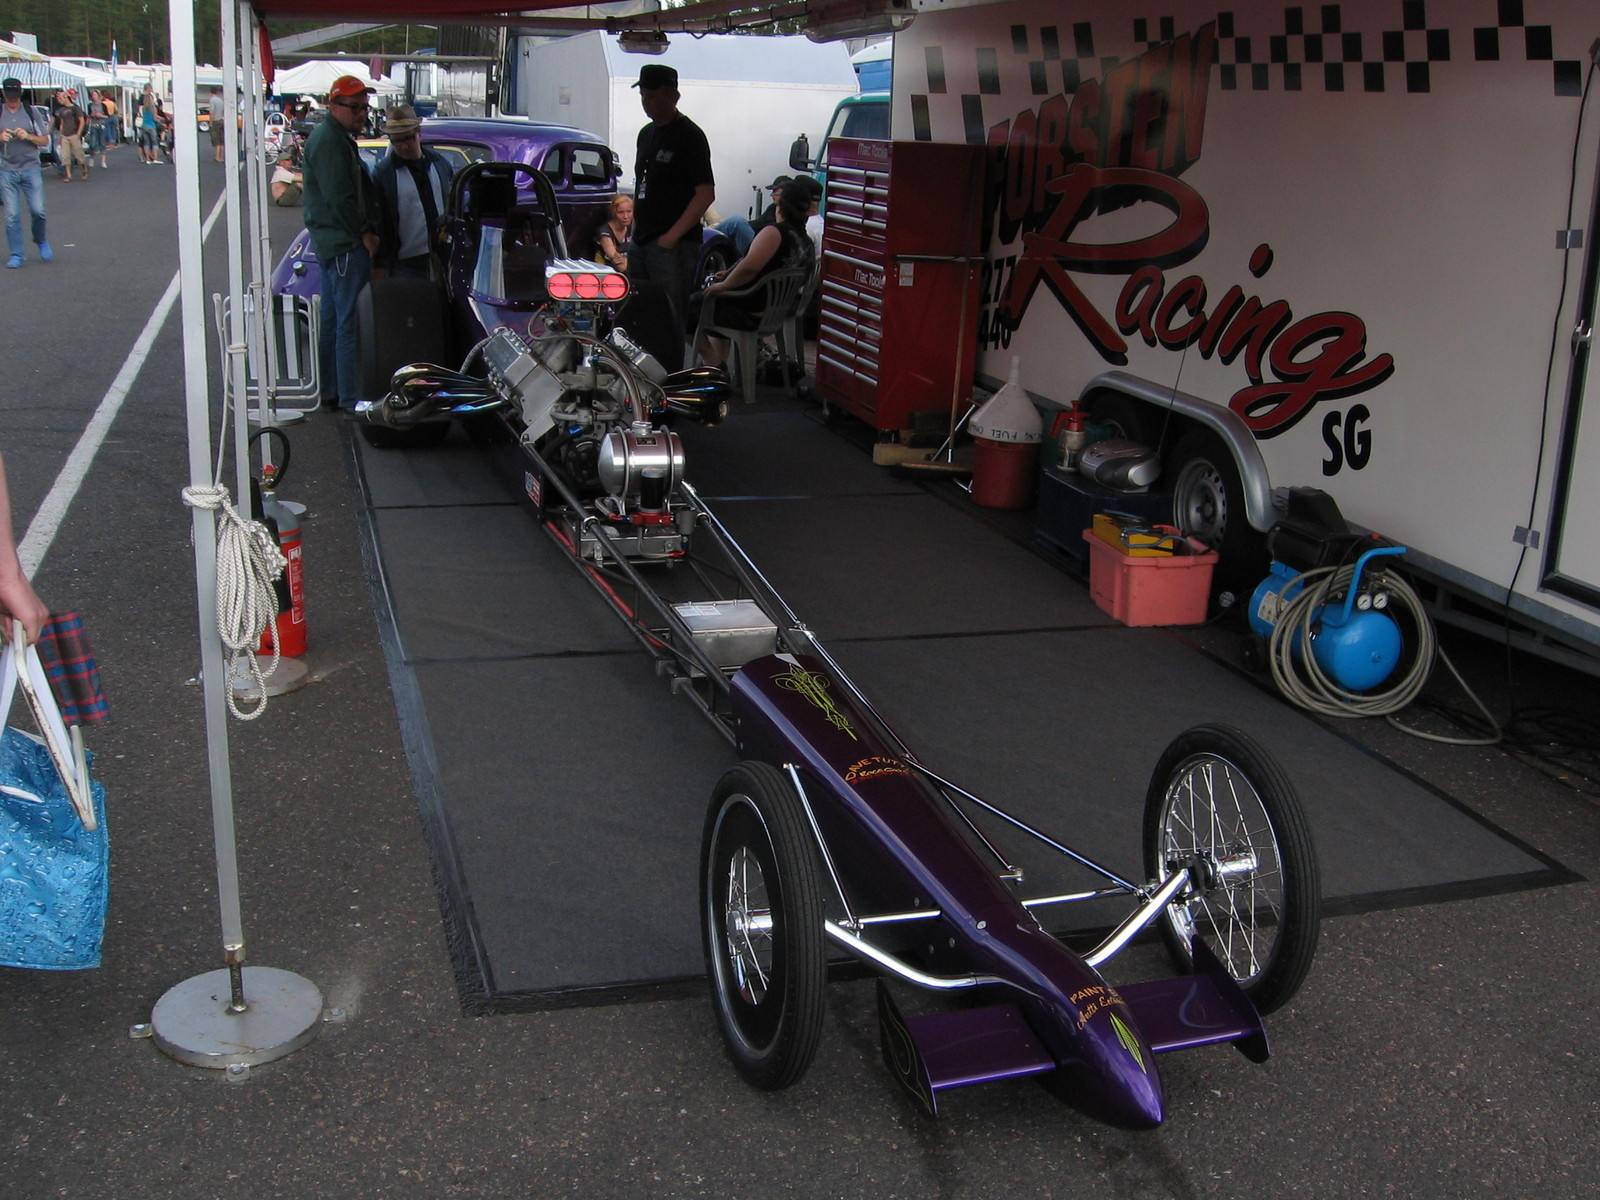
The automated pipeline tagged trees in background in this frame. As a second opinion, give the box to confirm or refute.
[0,3,434,69]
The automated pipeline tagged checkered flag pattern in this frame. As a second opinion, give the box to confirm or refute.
[911,0,1588,138]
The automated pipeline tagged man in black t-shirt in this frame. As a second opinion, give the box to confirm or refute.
[52,90,89,181]
[630,63,715,359]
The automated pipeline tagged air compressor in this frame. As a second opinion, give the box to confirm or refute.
[1244,489,1431,718]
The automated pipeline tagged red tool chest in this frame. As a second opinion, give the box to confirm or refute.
[815,138,986,434]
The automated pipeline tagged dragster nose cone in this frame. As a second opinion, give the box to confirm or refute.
[1044,1045,1166,1129]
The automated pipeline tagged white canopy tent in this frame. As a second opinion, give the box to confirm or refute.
[0,60,84,90]
[0,35,48,61]
[0,40,88,91]
[272,58,403,96]
[0,38,123,91]
[48,58,119,89]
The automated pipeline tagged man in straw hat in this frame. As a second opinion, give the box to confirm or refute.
[302,75,381,413]
[372,103,453,280]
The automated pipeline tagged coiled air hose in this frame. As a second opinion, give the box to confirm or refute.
[1266,562,1501,745]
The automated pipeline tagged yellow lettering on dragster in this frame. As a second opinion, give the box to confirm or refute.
[772,664,858,741]
[844,756,910,782]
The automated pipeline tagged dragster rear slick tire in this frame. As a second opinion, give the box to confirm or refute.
[1142,724,1321,1015]
[356,277,453,450]
[701,761,828,1090]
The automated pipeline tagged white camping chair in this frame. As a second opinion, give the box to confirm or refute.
[692,266,812,405]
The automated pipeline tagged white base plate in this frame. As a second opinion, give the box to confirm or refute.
[152,966,323,1069]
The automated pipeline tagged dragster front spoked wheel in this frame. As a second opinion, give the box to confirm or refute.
[1143,724,1321,1014]
[701,761,827,1090]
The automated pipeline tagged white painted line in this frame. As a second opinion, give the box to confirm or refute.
[19,192,230,577]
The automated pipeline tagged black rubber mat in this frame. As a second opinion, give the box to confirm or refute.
[348,410,1578,1014]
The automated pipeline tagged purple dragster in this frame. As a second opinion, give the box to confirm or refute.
[395,244,1324,1128]
[345,175,1322,1127]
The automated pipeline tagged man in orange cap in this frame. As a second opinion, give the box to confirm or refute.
[302,75,381,413]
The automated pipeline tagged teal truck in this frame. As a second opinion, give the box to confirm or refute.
[787,90,889,209]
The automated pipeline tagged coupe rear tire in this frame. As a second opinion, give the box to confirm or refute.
[698,242,736,286]
[701,761,827,1090]
[1143,724,1321,1014]
[359,277,447,401]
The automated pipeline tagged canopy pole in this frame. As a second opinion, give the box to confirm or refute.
[150,0,323,1077]
[244,8,308,433]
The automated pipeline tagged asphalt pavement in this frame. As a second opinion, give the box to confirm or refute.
[0,146,1596,1200]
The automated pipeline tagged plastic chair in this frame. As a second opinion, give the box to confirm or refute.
[779,255,823,377]
[692,266,812,404]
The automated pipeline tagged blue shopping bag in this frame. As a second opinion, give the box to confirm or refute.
[0,624,108,970]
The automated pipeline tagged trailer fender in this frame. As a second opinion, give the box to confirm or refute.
[1078,370,1277,535]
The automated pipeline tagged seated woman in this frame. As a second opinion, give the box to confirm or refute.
[693,185,813,369]
[270,154,303,206]
[594,194,634,273]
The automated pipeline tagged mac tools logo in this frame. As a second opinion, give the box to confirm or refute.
[981,21,1392,458]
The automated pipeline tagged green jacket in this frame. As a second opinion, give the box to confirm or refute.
[301,114,379,260]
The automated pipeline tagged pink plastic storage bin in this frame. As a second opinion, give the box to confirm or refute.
[1082,530,1217,626]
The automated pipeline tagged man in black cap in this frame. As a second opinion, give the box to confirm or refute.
[0,78,51,268]
[630,63,715,364]
[716,174,788,255]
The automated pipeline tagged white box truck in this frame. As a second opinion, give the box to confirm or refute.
[890,0,1600,665]
[504,31,858,218]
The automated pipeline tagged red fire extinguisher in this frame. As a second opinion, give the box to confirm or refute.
[251,432,308,658]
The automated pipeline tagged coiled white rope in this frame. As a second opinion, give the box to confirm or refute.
[1267,563,1501,744]
[181,485,285,720]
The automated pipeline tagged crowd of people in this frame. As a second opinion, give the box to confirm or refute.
[0,78,204,269]
[2,66,821,395]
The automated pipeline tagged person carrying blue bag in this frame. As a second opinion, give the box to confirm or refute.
[0,452,45,645]
[0,451,110,971]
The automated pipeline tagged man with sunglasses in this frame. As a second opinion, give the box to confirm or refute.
[302,75,382,414]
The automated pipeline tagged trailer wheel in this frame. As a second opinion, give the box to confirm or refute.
[1143,724,1321,1014]
[701,761,827,1090]
[1168,428,1267,600]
